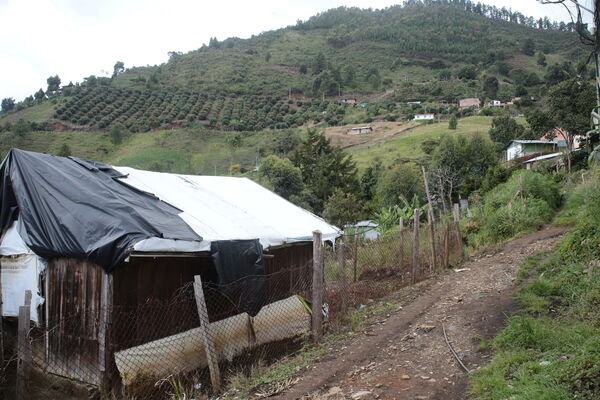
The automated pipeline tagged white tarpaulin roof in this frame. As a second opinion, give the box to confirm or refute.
[114,167,340,252]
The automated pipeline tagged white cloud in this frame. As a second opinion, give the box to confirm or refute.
[0,0,592,102]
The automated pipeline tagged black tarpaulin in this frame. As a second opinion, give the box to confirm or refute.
[210,239,266,316]
[0,149,202,271]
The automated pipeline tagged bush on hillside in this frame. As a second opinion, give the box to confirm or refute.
[468,170,560,247]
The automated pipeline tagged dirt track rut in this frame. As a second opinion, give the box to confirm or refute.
[271,225,568,400]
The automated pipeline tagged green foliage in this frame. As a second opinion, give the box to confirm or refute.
[34,88,45,101]
[46,75,61,93]
[375,162,423,208]
[548,78,596,139]
[429,133,498,198]
[536,52,546,67]
[522,38,535,56]
[471,181,600,399]
[57,143,71,157]
[1,97,15,113]
[291,128,359,213]
[109,123,124,145]
[488,115,525,146]
[373,194,426,232]
[322,190,363,227]
[483,76,498,99]
[259,155,304,201]
[448,114,457,130]
[113,61,125,78]
[468,171,560,247]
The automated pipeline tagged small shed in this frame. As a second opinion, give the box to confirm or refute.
[340,97,357,104]
[0,149,340,389]
[353,221,380,241]
[347,126,373,135]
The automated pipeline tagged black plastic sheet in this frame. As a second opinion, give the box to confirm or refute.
[0,149,201,271]
[210,239,266,316]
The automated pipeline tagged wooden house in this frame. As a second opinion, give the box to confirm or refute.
[0,150,339,389]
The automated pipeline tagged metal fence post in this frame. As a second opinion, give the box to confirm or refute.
[312,230,324,344]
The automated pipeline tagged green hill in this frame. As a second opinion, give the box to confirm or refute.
[0,116,496,175]
[1,0,586,133]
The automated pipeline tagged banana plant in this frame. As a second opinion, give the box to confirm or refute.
[374,194,427,233]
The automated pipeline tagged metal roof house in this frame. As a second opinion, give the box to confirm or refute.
[504,140,564,162]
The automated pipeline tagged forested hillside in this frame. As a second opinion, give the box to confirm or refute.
[1,0,588,133]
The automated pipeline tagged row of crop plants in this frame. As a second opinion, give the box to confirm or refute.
[54,87,346,131]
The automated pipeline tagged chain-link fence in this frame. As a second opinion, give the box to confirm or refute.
[2,216,463,399]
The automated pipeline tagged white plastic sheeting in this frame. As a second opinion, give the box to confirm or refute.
[114,295,311,384]
[114,167,341,252]
[0,254,44,322]
[0,220,32,256]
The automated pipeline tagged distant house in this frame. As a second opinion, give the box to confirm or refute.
[459,98,480,110]
[413,113,435,121]
[489,100,502,107]
[511,97,522,103]
[540,128,580,150]
[407,101,422,105]
[340,97,357,104]
[504,140,562,162]
[353,220,380,241]
[347,126,373,135]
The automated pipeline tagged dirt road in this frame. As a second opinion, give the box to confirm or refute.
[271,226,568,400]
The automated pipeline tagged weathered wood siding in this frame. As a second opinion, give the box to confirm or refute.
[44,258,104,385]
[39,243,313,385]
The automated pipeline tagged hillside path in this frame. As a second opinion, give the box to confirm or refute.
[270,225,568,400]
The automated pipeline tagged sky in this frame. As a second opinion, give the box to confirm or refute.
[0,0,595,102]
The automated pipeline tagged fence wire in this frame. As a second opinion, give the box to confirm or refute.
[2,220,463,399]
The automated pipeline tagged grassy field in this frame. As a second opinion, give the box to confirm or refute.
[346,116,495,169]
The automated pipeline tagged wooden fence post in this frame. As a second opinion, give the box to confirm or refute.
[422,166,438,271]
[337,241,347,315]
[399,217,405,272]
[427,211,437,273]
[312,231,324,344]
[411,209,420,284]
[352,231,359,283]
[17,290,32,400]
[193,275,221,392]
[99,272,113,393]
[453,203,464,259]
[444,222,450,268]
[0,260,4,368]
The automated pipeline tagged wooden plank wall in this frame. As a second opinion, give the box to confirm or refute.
[44,258,104,385]
[39,243,313,385]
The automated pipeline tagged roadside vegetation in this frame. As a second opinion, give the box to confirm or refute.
[470,171,600,399]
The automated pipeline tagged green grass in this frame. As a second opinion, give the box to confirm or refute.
[1,101,58,123]
[469,176,600,400]
[347,116,493,168]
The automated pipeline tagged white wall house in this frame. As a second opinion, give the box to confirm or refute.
[505,140,559,161]
[413,113,434,121]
